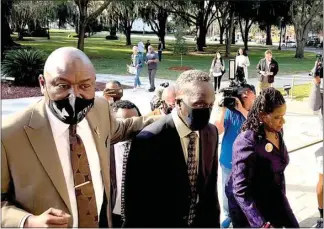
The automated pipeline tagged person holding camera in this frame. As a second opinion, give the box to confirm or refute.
[256,49,279,95]
[210,52,225,92]
[309,72,323,228]
[210,84,256,228]
[225,88,299,228]
[103,80,123,104]
[236,48,250,82]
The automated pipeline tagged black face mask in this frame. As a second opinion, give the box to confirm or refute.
[181,100,211,131]
[48,94,94,125]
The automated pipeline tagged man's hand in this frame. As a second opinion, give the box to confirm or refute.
[24,208,71,228]
[147,60,152,64]
[260,71,266,75]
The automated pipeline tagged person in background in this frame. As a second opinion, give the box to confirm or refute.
[1,47,157,228]
[110,100,141,228]
[225,88,299,228]
[210,51,225,92]
[137,40,145,62]
[145,40,151,53]
[236,48,250,82]
[131,46,143,91]
[145,45,159,92]
[124,70,220,227]
[309,75,323,228]
[210,84,256,228]
[158,39,163,62]
[256,49,279,95]
[147,85,176,116]
[103,80,123,103]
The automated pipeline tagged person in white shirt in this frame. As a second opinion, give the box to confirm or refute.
[110,100,141,228]
[235,48,250,83]
[1,47,157,228]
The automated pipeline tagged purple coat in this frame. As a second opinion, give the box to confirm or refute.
[225,130,299,228]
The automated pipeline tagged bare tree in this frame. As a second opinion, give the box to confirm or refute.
[141,0,169,49]
[169,0,218,51]
[107,0,138,46]
[290,0,323,58]
[74,0,112,51]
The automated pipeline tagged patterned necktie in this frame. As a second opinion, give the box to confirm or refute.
[187,132,198,226]
[69,125,98,228]
[120,141,131,221]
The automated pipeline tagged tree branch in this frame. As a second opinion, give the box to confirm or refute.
[86,0,112,25]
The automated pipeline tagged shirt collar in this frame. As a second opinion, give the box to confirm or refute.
[171,109,199,138]
[45,105,87,138]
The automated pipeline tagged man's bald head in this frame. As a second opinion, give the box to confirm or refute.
[40,47,96,101]
[161,85,176,107]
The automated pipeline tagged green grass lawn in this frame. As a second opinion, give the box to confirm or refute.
[278,83,312,101]
[14,30,316,80]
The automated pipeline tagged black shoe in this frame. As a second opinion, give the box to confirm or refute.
[148,87,155,92]
[316,218,323,228]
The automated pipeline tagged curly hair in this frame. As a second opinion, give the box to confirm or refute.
[111,100,142,116]
[175,70,211,95]
[241,87,285,137]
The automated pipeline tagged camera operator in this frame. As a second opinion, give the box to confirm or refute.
[309,67,323,228]
[210,84,256,228]
[103,80,123,104]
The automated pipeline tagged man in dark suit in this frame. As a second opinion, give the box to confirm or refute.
[124,70,220,227]
[256,49,279,95]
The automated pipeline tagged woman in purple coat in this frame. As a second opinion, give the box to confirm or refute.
[225,88,299,228]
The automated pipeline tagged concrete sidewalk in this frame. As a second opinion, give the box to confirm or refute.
[95,72,313,90]
[2,73,322,227]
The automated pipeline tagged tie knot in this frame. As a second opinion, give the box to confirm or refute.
[188,132,197,140]
[69,125,77,136]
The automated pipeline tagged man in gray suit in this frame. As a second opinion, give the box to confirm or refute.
[256,49,279,95]
[309,75,323,228]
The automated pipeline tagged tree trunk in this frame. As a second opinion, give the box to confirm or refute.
[160,35,166,50]
[226,11,234,57]
[2,13,19,59]
[266,24,272,45]
[220,26,225,44]
[244,25,249,51]
[125,26,132,46]
[196,23,207,51]
[231,24,236,44]
[77,25,86,51]
[294,23,309,58]
[110,20,117,36]
[278,24,283,50]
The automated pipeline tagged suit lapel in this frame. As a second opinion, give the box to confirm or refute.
[24,99,72,215]
[86,105,112,227]
[199,126,214,186]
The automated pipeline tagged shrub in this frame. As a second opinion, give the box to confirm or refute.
[2,48,45,86]
[106,35,118,40]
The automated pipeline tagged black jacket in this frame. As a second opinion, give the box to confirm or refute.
[123,114,220,227]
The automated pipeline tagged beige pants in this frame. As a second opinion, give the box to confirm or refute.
[256,82,272,95]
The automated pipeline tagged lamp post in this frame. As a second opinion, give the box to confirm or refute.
[228,59,236,87]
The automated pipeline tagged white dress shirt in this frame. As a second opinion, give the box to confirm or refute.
[112,141,130,215]
[46,105,104,227]
[171,109,199,168]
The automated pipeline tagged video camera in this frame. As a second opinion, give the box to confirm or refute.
[218,59,254,110]
[160,82,169,88]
